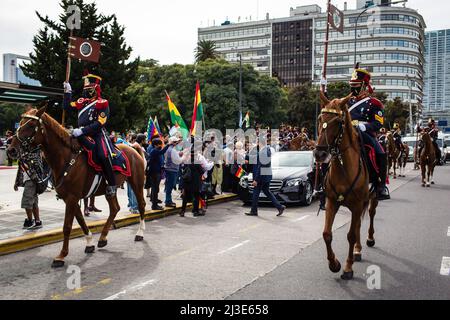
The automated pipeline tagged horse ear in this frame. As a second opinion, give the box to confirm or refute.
[340,93,353,109]
[319,90,330,108]
[36,106,47,118]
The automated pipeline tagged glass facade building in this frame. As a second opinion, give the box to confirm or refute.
[198,1,425,101]
[423,29,450,132]
[3,53,40,86]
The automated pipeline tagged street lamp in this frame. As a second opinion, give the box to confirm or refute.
[353,0,408,66]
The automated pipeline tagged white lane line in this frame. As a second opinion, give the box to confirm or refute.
[295,215,311,222]
[440,257,450,276]
[218,240,250,255]
[447,227,450,237]
[103,279,157,300]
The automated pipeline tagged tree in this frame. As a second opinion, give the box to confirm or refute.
[0,104,25,135]
[384,97,416,131]
[126,59,287,133]
[22,0,138,132]
[195,40,219,63]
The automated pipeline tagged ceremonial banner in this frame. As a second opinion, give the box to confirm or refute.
[329,4,344,34]
[68,36,101,63]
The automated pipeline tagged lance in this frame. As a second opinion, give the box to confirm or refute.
[62,29,73,127]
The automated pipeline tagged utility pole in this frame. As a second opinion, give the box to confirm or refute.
[238,53,243,128]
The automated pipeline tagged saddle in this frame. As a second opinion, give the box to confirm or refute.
[78,136,131,177]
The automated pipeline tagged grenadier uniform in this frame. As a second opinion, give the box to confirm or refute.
[392,123,405,153]
[64,74,117,197]
[418,118,442,163]
[378,128,387,152]
[348,67,390,200]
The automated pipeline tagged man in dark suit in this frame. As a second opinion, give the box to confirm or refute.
[245,138,286,217]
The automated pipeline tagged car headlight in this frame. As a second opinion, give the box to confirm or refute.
[285,178,303,187]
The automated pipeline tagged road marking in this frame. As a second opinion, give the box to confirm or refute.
[218,240,250,255]
[51,278,113,300]
[239,223,262,233]
[103,279,157,300]
[440,257,450,276]
[447,227,450,237]
[295,215,311,222]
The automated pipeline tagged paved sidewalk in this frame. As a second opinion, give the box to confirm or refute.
[0,168,226,241]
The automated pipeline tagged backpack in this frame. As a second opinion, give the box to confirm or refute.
[182,165,193,183]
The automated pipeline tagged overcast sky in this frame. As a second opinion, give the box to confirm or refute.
[1,0,449,79]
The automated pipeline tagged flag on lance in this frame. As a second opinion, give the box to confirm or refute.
[69,36,101,63]
[329,4,344,34]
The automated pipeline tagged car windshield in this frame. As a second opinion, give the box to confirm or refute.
[437,139,443,147]
[272,152,312,168]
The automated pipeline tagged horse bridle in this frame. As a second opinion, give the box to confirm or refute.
[15,114,44,150]
[316,108,345,158]
[316,107,363,203]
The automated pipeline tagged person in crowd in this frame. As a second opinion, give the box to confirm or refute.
[179,145,204,217]
[83,196,101,217]
[6,130,14,166]
[164,136,184,208]
[245,136,286,217]
[222,136,234,193]
[14,147,45,229]
[148,138,172,210]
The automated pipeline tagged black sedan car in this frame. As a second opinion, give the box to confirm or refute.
[239,151,316,206]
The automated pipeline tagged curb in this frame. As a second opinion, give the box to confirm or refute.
[0,194,238,256]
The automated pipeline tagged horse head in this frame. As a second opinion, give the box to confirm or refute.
[7,106,47,160]
[314,91,352,163]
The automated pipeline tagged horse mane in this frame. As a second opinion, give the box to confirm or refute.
[39,112,78,151]
[342,104,358,149]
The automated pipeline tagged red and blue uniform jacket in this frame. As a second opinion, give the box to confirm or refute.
[349,96,385,137]
[70,98,109,137]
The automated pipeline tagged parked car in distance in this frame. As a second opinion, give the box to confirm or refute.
[239,151,316,206]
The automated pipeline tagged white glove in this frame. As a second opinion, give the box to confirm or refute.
[72,128,83,137]
[63,81,72,93]
[358,123,367,132]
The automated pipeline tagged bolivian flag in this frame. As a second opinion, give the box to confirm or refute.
[243,112,250,129]
[191,81,204,136]
[166,92,189,139]
[235,166,245,179]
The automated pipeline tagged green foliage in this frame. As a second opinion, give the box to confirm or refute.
[126,59,287,133]
[384,97,416,131]
[0,104,25,135]
[195,40,219,63]
[21,0,138,132]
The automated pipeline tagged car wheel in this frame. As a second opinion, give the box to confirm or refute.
[300,180,313,206]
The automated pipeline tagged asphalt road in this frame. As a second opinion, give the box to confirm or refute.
[0,164,448,300]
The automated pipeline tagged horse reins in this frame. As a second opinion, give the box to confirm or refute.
[317,107,363,203]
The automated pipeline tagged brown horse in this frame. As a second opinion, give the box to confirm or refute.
[385,132,400,179]
[419,132,436,187]
[289,135,316,151]
[314,92,379,280]
[7,107,147,268]
[398,143,409,177]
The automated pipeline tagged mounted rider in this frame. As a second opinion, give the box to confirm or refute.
[378,127,387,152]
[348,66,390,200]
[417,118,442,163]
[64,73,117,197]
[391,123,405,154]
[300,127,310,141]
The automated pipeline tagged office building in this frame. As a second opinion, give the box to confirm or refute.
[3,53,40,86]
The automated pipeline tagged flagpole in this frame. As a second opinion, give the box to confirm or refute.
[62,29,73,127]
[321,0,331,94]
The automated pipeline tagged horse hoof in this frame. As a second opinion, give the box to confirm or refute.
[51,260,65,268]
[354,253,362,262]
[85,246,95,254]
[367,239,375,247]
[341,271,354,280]
[98,240,108,248]
[431,181,435,185]
[134,235,144,242]
[394,176,397,179]
[426,184,431,188]
[422,184,425,188]
[329,260,341,273]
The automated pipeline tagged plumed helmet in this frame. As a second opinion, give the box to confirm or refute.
[349,63,373,94]
[428,118,435,125]
[82,73,102,99]
[393,123,400,129]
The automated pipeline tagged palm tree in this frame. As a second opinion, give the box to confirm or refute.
[195,40,219,63]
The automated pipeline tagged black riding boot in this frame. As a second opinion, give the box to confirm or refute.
[377,154,390,201]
